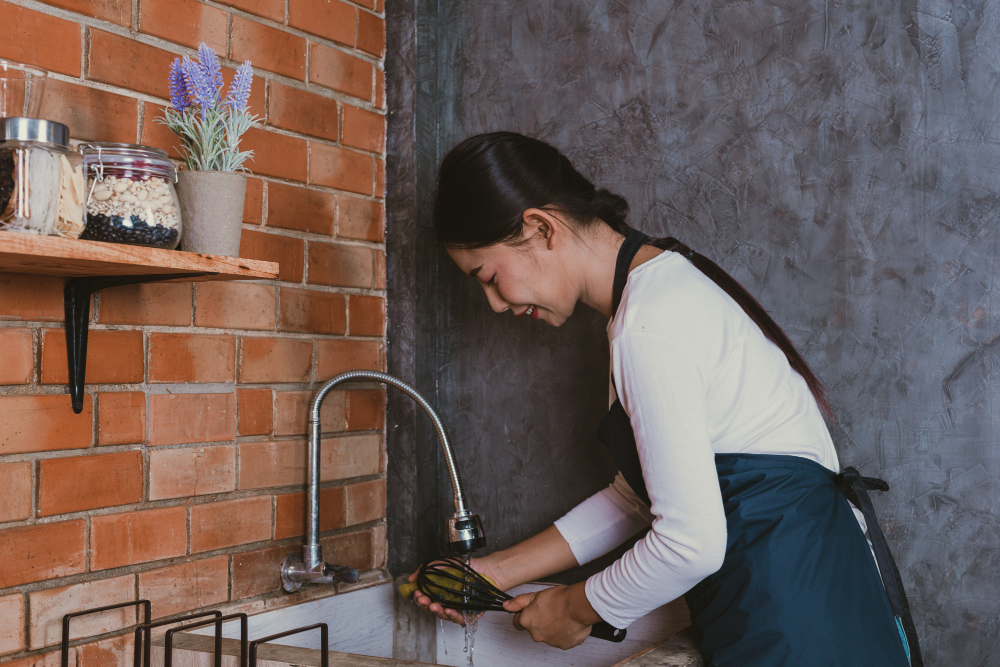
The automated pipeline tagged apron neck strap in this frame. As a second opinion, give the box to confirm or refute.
[612,229,649,317]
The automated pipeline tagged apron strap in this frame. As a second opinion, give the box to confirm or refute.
[836,468,924,666]
[612,229,650,317]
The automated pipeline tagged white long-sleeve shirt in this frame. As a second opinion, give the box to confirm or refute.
[553,250,842,629]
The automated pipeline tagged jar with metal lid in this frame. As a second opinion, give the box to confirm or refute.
[0,117,86,238]
[80,143,182,249]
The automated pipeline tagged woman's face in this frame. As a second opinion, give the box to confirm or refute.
[446,211,580,326]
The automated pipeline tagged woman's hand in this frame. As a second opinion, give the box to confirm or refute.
[503,582,601,650]
[406,557,503,626]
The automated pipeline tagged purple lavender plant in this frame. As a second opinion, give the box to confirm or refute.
[198,43,224,104]
[223,61,253,112]
[159,43,257,172]
[180,56,217,117]
[167,59,190,111]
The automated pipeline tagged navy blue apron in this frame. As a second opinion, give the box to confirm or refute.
[596,230,922,667]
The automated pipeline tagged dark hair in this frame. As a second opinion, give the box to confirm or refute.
[433,132,832,418]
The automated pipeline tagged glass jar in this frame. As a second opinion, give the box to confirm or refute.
[0,118,83,238]
[80,143,182,249]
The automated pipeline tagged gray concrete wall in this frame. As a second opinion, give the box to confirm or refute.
[387,1,1000,663]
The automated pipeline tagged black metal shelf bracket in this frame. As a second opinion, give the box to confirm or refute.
[61,600,151,667]
[164,613,248,667]
[249,623,328,667]
[133,610,223,667]
[64,273,211,413]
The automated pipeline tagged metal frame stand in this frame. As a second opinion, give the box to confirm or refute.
[63,273,209,413]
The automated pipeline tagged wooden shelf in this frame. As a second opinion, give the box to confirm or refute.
[0,230,278,280]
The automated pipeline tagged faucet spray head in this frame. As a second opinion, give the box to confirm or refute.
[446,511,486,554]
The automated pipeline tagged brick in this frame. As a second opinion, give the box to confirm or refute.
[268,83,339,142]
[216,0,283,20]
[190,496,271,553]
[273,487,345,539]
[338,196,383,242]
[28,575,134,649]
[266,183,336,235]
[279,288,346,335]
[347,389,385,430]
[345,478,385,525]
[0,395,93,455]
[149,446,236,500]
[148,393,236,446]
[0,275,64,320]
[91,507,187,570]
[37,79,138,145]
[241,127,308,182]
[310,143,374,195]
[41,329,143,385]
[316,339,381,379]
[238,440,305,489]
[149,334,236,383]
[98,392,146,446]
[0,521,86,588]
[274,389,346,436]
[375,68,384,109]
[232,545,295,599]
[139,556,229,618]
[76,635,133,667]
[375,159,385,198]
[357,11,385,57]
[375,249,386,288]
[231,16,305,79]
[238,388,273,435]
[347,0,375,9]
[322,433,380,480]
[289,0,355,45]
[348,295,385,336]
[307,242,373,288]
[89,30,174,98]
[0,594,23,655]
[2,651,60,667]
[39,451,143,517]
[0,462,31,522]
[195,282,276,330]
[140,102,183,159]
[244,178,264,225]
[139,0,227,52]
[240,229,305,282]
[99,282,192,326]
[41,0,131,23]
[341,105,385,154]
[372,523,386,568]
[240,338,312,383]
[310,44,372,101]
[0,328,32,384]
[320,528,374,571]
[0,3,81,76]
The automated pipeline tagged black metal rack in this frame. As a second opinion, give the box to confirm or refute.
[61,602,327,667]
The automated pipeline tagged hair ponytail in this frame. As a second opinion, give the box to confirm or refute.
[433,131,832,419]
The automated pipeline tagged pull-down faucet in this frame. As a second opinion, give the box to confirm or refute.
[281,370,486,592]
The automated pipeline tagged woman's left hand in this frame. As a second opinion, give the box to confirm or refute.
[503,583,600,650]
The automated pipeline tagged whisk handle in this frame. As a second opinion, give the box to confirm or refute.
[590,621,626,642]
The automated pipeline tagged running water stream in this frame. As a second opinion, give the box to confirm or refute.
[461,555,478,666]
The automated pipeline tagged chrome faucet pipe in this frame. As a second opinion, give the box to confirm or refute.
[282,370,485,593]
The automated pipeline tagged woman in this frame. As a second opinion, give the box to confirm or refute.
[409,131,921,666]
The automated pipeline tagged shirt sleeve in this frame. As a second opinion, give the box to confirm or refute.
[584,330,728,629]
[553,473,654,566]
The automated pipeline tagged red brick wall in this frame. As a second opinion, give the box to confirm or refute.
[0,0,387,663]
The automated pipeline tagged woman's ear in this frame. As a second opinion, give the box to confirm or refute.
[522,208,560,249]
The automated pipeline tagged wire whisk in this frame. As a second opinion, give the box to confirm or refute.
[415,557,626,643]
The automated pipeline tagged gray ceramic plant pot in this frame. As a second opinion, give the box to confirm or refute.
[176,170,247,256]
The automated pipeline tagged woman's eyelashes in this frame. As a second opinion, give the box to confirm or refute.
[486,275,496,285]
